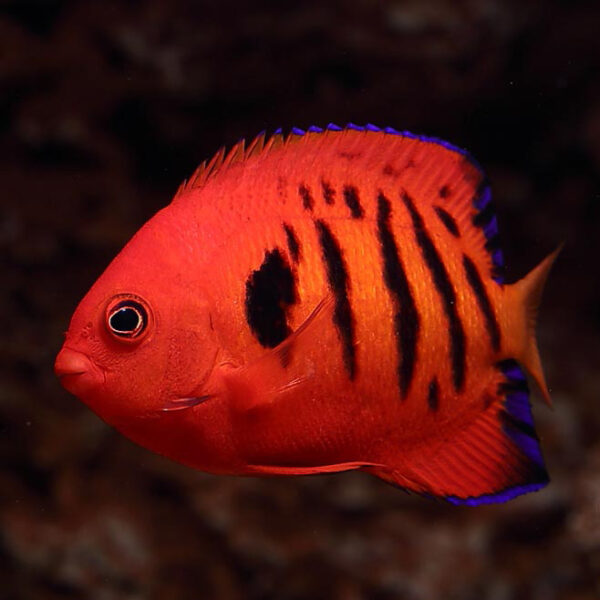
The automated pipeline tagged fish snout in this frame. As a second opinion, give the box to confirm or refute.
[55,347,101,394]
[55,347,91,377]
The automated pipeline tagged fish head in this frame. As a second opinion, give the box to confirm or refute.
[55,212,219,426]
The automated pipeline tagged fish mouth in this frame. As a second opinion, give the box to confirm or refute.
[54,347,104,391]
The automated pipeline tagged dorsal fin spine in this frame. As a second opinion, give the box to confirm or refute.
[188,160,206,189]
[246,131,266,158]
[221,140,246,170]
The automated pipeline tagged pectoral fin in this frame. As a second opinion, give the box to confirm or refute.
[223,294,335,413]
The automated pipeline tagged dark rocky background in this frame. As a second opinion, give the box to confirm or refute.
[1,1,599,598]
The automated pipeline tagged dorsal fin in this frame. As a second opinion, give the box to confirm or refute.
[221,139,246,169]
[178,124,505,280]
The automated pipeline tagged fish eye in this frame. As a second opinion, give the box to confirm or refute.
[105,297,149,341]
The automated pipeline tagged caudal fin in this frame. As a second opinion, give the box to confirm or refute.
[504,246,562,406]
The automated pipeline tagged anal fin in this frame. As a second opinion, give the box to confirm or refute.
[367,361,549,505]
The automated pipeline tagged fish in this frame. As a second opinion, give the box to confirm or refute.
[55,123,559,505]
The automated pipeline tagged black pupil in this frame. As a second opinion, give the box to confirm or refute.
[110,305,142,335]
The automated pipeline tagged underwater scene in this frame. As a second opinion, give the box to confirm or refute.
[1,1,599,598]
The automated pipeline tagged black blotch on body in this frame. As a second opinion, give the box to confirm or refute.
[439,185,451,198]
[299,183,314,211]
[434,205,460,238]
[245,249,297,348]
[338,151,362,160]
[382,160,416,178]
[315,220,356,379]
[321,179,336,205]
[343,185,364,219]
[283,223,301,263]
[402,191,466,392]
[427,377,440,411]
[376,192,420,397]
[462,254,501,351]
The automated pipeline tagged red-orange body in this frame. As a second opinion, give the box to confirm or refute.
[55,126,557,504]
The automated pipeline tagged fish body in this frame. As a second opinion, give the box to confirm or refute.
[55,125,557,505]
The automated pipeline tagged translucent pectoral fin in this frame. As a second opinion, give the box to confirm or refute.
[224,295,335,414]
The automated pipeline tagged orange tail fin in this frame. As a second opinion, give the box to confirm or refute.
[504,246,562,405]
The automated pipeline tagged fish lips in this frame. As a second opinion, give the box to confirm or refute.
[55,346,105,396]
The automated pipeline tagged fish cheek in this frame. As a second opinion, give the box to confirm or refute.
[162,309,220,399]
[88,332,169,419]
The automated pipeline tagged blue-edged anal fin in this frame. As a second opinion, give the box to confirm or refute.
[223,294,336,414]
[365,362,549,505]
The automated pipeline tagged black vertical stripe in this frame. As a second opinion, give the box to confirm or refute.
[434,205,460,238]
[376,192,420,397]
[283,223,301,263]
[462,254,501,351]
[321,179,335,205]
[427,377,440,411]
[402,191,466,392]
[343,185,364,219]
[299,184,314,211]
[314,219,356,379]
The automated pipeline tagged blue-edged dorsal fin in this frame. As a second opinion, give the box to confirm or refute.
[179,125,506,281]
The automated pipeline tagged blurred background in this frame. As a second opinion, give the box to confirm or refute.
[1,1,599,598]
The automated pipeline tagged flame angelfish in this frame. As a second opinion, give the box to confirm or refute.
[55,124,559,505]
